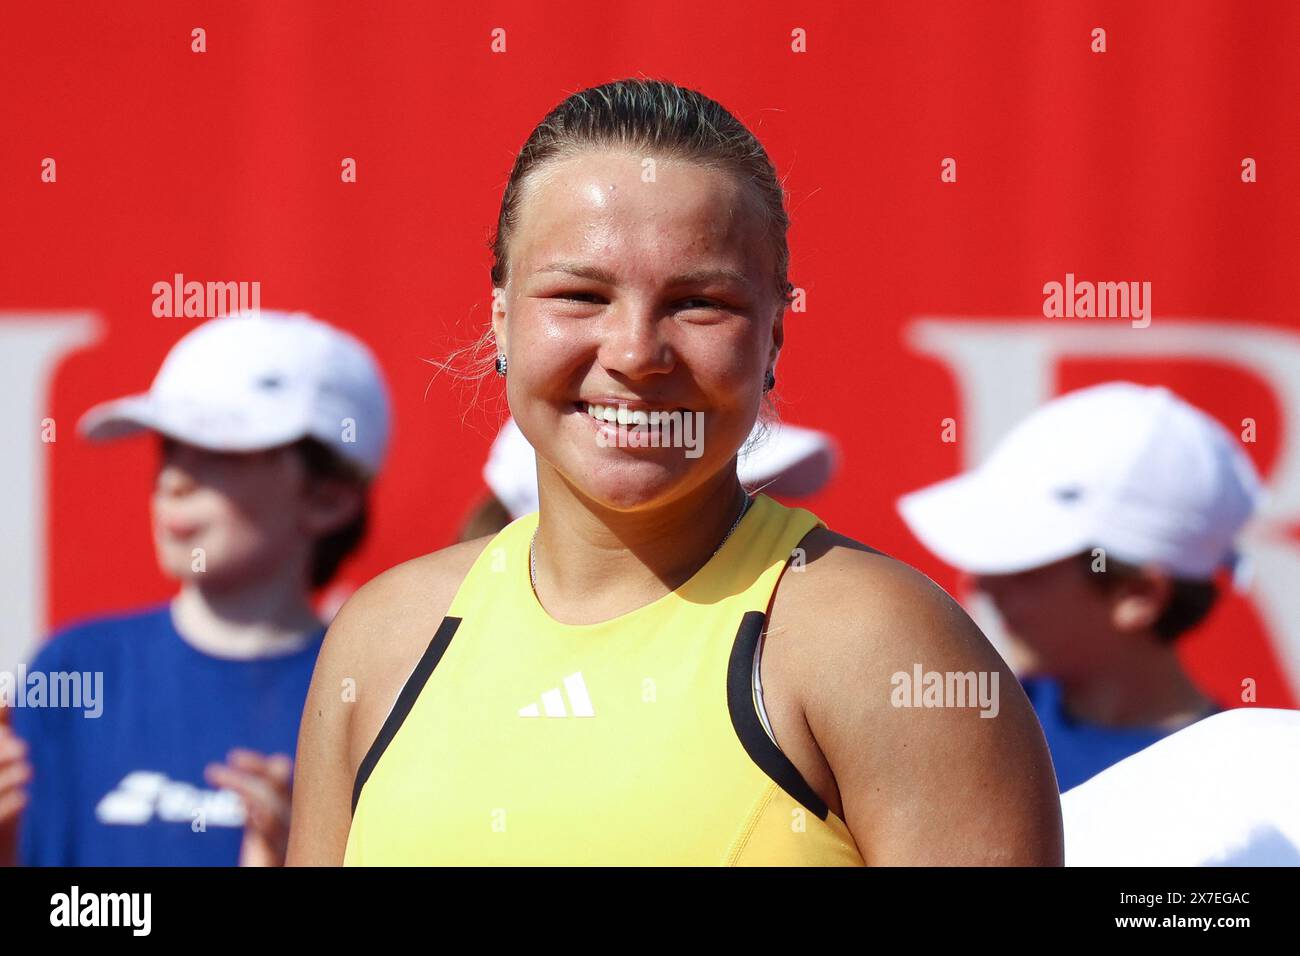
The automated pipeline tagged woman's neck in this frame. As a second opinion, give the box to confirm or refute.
[531,464,749,626]
[170,574,322,660]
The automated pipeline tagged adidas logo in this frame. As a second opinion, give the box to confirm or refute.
[518,671,595,718]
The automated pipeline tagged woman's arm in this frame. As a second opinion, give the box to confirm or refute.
[286,538,493,867]
[285,587,372,866]
[798,545,1063,865]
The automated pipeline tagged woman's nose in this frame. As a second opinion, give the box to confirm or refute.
[597,304,675,380]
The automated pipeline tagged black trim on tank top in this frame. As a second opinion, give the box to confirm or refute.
[726,611,830,821]
[351,615,462,816]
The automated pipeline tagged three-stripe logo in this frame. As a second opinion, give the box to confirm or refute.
[518,671,595,718]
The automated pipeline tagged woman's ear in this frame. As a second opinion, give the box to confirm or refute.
[491,286,508,354]
[768,308,784,372]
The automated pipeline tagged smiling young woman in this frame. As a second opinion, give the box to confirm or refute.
[286,79,1063,866]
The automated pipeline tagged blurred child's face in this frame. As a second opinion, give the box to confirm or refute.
[151,438,315,589]
[972,557,1117,678]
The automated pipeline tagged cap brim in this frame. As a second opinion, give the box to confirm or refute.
[78,395,163,442]
[739,425,839,497]
[482,418,540,519]
[897,470,1094,575]
[78,394,306,454]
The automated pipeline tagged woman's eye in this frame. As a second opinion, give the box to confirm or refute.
[547,293,728,312]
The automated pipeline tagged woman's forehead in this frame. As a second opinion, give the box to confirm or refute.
[511,151,771,278]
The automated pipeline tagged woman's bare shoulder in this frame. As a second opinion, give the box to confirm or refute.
[771,525,1062,863]
[772,522,1026,768]
[784,526,953,621]
[351,535,493,617]
[319,534,496,671]
[777,524,1001,675]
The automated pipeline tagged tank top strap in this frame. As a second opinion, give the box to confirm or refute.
[674,492,825,615]
[446,511,537,621]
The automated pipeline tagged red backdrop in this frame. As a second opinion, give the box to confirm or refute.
[2,0,1297,707]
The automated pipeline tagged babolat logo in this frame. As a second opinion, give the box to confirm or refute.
[50,886,151,936]
[95,771,245,827]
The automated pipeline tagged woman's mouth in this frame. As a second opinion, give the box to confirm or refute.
[575,401,692,427]
[572,401,705,454]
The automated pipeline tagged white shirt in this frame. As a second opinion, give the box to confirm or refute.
[1061,707,1300,866]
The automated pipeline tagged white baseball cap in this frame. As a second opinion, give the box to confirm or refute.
[896,382,1263,580]
[79,310,391,477]
[484,416,839,519]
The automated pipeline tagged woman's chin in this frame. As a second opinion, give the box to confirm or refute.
[567,460,697,511]
[538,412,737,509]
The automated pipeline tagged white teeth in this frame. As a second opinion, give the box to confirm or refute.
[583,402,683,426]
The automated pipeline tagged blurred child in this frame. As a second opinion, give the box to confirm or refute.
[0,309,390,865]
[897,382,1263,791]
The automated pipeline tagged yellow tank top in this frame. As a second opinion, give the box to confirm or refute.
[344,492,864,866]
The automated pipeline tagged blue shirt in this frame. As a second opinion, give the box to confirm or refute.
[1021,675,1205,792]
[11,603,324,866]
